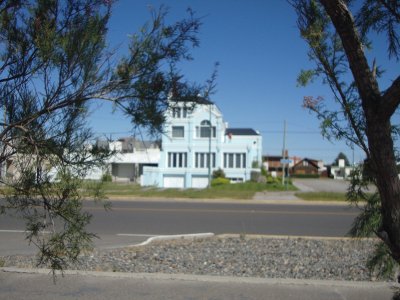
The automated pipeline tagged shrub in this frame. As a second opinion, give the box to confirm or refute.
[211,177,230,186]
[267,175,280,184]
[101,172,112,182]
[212,168,226,179]
[261,165,267,177]
[252,161,260,168]
[250,171,261,182]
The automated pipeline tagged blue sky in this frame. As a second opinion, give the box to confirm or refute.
[88,0,399,164]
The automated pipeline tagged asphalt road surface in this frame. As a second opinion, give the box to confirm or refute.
[0,200,360,255]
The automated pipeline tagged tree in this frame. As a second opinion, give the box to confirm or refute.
[290,0,400,279]
[333,152,350,166]
[0,0,211,273]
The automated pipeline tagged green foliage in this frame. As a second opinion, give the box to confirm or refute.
[101,172,112,182]
[261,165,268,177]
[112,6,216,136]
[347,166,380,237]
[347,166,399,278]
[266,175,280,184]
[297,69,315,87]
[211,177,230,186]
[212,168,226,179]
[0,1,210,274]
[295,192,349,202]
[367,242,399,280]
[251,161,260,168]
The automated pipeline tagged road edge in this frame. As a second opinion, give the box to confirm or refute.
[0,267,396,289]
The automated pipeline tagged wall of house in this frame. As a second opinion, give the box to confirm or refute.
[292,166,318,175]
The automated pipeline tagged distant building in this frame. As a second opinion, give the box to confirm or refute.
[291,158,322,176]
[263,151,296,177]
[330,159,355,179]
[85,137,160,183]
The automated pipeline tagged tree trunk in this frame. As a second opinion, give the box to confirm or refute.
[320,0,400,264]
[367,116,400,264]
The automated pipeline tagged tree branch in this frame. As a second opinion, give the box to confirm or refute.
[320,0,382,113]
[381,75,400,118]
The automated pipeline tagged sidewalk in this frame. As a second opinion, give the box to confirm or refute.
[0,268,397,300]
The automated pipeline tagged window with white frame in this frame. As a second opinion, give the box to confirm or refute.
[223,153,246,168]
[168,152,187,168]
[172,126,184,138]
[172,107,181,118]
[171,107,188,119]
[195,152,216,168]
[182,107,188,118]
[196,120,216,138]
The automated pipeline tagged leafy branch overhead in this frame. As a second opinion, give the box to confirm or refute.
[111,6,217,135]
[0,0,214,273]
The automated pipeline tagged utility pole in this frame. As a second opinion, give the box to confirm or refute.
[208,103,212,188]
[1,103,6,181]
[282,120,286,186]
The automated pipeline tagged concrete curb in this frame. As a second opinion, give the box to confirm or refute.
[0,267,396,289]
[217,233,379,241]
[132,232,215,247]
[96,196,352,207]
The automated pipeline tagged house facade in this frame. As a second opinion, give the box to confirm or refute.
[141,99,262,188]
[291,158,321,176]
[329,159,355,179]
[85,138,160,182]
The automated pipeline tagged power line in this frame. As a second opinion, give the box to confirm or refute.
[259,130,321,134]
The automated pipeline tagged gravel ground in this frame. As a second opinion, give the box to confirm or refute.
[0,236,391,282]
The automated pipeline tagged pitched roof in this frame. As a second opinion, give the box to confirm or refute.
[225,128,260,136]
[174,96,213,105]
[293,158,319,169]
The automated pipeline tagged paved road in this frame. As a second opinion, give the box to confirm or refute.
[0,200,360,255]
[0,270,395,300]
[293,178,376,193]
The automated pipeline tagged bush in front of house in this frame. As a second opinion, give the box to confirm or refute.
[212,168,226,179]
[101,172,112,182]
[267,175,281,184]
[211,177,230,186]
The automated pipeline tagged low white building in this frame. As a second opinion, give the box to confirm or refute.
[86,137,160,182]
[330,159,355,180]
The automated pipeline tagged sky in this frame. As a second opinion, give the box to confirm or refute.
[88,0,399,165]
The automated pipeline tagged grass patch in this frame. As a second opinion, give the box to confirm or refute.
[296,191,371,202]
[295,192,349,202]
[88,181,296,200]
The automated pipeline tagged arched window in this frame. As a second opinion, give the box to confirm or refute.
[196,120,216,138]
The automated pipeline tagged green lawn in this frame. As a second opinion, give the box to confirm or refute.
[295,191,370,202]
[90,181,296,200]
[295,192,349,202]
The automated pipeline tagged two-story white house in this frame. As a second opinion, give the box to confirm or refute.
[141,98,262,188]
